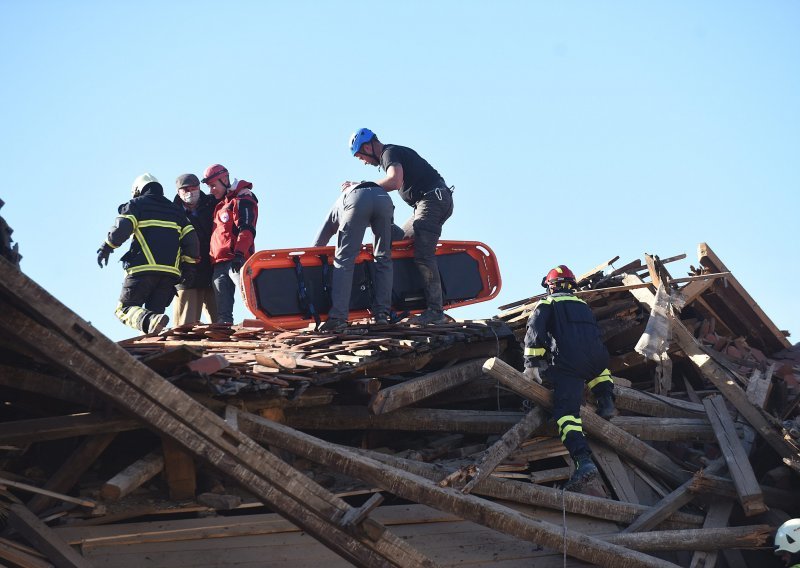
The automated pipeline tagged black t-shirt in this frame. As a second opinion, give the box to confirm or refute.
[380,144,446,205]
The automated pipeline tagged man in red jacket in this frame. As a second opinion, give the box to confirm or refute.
[202,164,258,324]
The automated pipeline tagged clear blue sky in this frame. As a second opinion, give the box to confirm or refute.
[2,1,798,343]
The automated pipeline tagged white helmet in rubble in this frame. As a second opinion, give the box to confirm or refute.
[775,518,800,556]
[131,173,160,198]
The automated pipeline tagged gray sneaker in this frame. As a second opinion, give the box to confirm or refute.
[318,317,348,333]
[409,309,448,325]
[148,313,169,335]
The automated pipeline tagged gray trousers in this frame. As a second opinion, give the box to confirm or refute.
[330,186,395,320]
[392,189,454,312]
[212,261,237,324]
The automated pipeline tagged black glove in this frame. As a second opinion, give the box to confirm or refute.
[180,263,197,287]
[97,243,113,268]
[230,252,245,273]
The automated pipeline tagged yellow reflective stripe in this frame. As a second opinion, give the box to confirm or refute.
[180,225,195,238]
[105,240,119,249]
[115,304,144,325]
[132,227,157,266]
[126,264,181,276]
[524,347,546,357]
[588,369,614,389]
[120,214,138,229]
[560,424,583,441]
[138,220,181,230]
[550,295,587,305]
[181,255,198,264]
[556,415,582,429]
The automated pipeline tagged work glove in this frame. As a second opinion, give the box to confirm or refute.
[96,243,113,268]
[180,263,197,288]
[523,367,543,384]
[230,252,246,273]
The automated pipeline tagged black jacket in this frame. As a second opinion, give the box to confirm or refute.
[172,192,217,289]
[105,183,199,277]
[523,292,609,378]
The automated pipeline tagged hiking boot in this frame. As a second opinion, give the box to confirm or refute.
[409,309,448,325]
[318,317,348,333]
[148,313,169,335]
[563,453,598,492]
[595,394,617,420]
[373,313,390,325]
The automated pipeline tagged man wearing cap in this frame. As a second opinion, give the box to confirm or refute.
[346,128,454,325]
[202,164,259,324]
[172,174,219,325]
[97,173,199,335]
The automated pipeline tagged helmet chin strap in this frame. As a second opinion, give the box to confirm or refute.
[360,140,379,164]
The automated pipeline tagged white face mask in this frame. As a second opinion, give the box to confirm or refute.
[179,188,200,206]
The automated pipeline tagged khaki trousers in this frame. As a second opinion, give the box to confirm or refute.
[173,287,218,325]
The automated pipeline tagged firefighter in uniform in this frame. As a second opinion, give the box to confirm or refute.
[97,173,199,334]
[775,519,800,567]
[523,265,616,490]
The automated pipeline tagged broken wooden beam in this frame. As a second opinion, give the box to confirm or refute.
[605,524,772,552]
[458,406,548,494]
[100,450,164,502]
[609,416,715,442]
[284,405,524,434]
[703,395,767,516]
[0,414,140,445]
[369,358,484,415]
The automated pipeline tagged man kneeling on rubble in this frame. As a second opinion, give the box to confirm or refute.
[523,265,616,491]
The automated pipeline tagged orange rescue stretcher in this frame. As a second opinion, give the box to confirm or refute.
[240,240,502,330]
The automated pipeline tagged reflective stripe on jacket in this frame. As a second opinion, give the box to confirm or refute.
[106,185,199,277]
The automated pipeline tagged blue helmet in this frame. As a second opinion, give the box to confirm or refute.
[349,128,376,156]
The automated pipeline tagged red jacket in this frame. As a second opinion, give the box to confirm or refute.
[210,180,259,264]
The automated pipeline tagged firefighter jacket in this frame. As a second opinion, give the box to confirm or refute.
[209,180,259,265]
[105,184,199,277]
[523,291,609,378]
[172,192,217,289]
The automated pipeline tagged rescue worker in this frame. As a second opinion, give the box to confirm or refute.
[172,173,218,324]
[523,265,617,491]
[202,164,258,324]
[775,518,800,567]
[312,181,395,332]
[97,173,199,335]
[346,128,453,325]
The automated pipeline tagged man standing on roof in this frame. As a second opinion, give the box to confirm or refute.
[202,164,258,325]
[312,181,395,332]
[172,173,218,325]
[523,265,617,492]
[346,128,453,325]
[97,173,199,335]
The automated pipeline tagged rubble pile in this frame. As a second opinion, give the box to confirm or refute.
[0,242,797,567]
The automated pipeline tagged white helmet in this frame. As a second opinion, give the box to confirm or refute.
[131,173,159,198]
[775,518,800,555]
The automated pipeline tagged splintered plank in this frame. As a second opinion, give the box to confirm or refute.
[702,395,767,516]
[589,441,639,504]
[101,451,164,502]
[369,358,485,415]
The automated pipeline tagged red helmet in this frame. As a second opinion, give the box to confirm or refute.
[541,265,577,289]
[201,164,228,185]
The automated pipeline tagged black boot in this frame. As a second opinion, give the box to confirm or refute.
[595,393,617,420]
[563,452,598,491]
